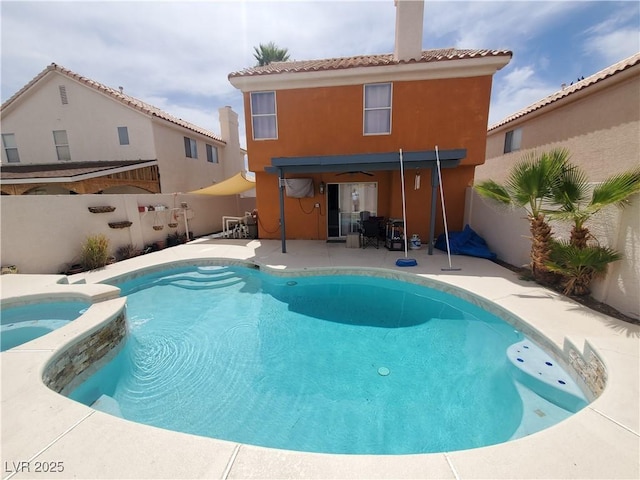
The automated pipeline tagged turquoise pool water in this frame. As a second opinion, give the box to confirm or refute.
[1,301,90,351]
[69,265,587,454]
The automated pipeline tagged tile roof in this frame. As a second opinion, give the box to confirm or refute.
[1,64,225,143]
[1,160,157,181]
[489,52,640,131]
[228,48,512,78]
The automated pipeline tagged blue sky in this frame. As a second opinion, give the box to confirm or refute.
[2,1,639,148]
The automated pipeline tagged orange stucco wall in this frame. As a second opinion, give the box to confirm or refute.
[244,76,493,240]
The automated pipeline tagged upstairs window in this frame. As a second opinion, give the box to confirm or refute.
[504,128,522,153]
[2,133,20,163]
[53,130,71,161]
[117,126,130,145]
[184,137,197,158]
[251,91,277,140]
[206,144,218,163]
[364,83,392,135]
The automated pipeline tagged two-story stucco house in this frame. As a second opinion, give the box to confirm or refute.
[0,63,246,195]
[478,52,640,183]
[228,0,511,252]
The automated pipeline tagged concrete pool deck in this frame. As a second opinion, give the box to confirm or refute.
[1,238,638,479]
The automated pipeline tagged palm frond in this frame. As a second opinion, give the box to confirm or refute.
[550,161,589,213]
[253,41,290,66]
[547,240,621,275]
[544,209,590,224]
[506,149,569,215]
[590,168,640,210]
[474,180,512,205]
[506,156,543,207]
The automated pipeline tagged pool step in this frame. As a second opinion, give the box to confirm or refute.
[91,394,123,418]
[196,266,235,275]
[0,319,71,333]
[155,269,244,290]
[124,268,245,293]
[507,340,588,412]
[164,277,244,290]
[161,268,238,282]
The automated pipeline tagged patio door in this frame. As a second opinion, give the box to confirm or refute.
[327,182,377,239]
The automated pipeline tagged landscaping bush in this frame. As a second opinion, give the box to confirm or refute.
[81,234,110,270]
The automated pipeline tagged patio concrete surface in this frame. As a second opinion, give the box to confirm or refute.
[1,238,638,479]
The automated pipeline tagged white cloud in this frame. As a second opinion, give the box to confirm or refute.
[582,3,640,65]
[584,27,640,66]
[424,1,584,50]
[488,65,556,126]
[2,1,638,149]
[586,28,640,64]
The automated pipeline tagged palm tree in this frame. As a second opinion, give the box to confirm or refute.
[549,166,640,248]
[474,148,570,283]
[253,42,290,66]
[546,240,621,296]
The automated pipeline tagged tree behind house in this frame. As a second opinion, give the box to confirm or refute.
[253,42,290,66]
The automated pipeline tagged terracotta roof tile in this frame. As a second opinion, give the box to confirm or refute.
[489,52,640,130]
[228,48,512,78]
[1,64,225,143]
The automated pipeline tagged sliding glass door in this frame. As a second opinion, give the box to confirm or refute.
[327,182,377,239]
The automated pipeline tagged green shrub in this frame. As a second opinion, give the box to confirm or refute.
[116,243,139,261]
[81,234,110,270]
[546,239,621,296]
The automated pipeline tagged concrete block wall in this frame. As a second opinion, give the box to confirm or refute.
[465,187,640,320]
[0,193,255,274]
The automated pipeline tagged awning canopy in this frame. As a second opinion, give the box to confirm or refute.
[265,149,466,174]
[190,171,255,196]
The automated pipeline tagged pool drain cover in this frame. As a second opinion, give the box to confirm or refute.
[378,367,390,376]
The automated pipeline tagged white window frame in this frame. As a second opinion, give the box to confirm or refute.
[117,126,130,145]
[250,91,278,140]
[206,144,218,163]
[2,133,20,163]
[184,136,198,158]
[504,128,522,153]
[363,83,392,135]
[53,130,71,161]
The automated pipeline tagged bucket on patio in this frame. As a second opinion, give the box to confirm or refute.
[410,234,421,250]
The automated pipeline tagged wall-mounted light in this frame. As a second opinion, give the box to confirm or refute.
[319,181,325,195]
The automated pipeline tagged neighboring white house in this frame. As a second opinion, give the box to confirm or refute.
[0,63,246,195]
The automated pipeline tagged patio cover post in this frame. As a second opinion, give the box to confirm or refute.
[278,169,287,253]
[428,165,439,255]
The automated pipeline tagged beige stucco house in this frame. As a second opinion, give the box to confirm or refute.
[469,52,640,319]
[0,63,246,195]
[478,52,640,182]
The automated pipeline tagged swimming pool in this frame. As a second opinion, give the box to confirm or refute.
[69,265,588,454]
[1,301,90,351]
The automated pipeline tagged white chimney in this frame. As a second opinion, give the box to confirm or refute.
[394,0,425,62]
[219,106,243,178]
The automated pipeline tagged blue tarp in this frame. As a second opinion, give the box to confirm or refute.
[435,224,497,260]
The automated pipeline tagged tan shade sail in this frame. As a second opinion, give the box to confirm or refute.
[190,171,255,196]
